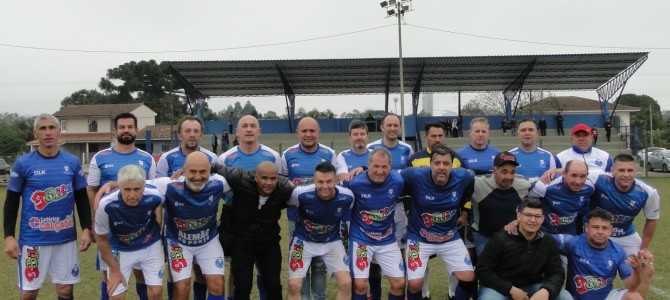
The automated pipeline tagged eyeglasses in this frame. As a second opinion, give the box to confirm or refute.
[520,212,543,220]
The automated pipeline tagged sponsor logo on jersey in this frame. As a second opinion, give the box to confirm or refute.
[548,212,576,227]
[28,213,75,232]
[303,220,334,234]
[30,183,73,210]
[573,275,610,294]
[355,243,369,271]
[359,205,393,225]
[420,209,457,227]
[118,227,146,245]
[289,239,305,272]
[173,216,213,231]
[102,163,114,169]
[419,228,455,243]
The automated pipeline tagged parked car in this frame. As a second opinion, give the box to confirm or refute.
[647,149,670,172]
[0,158,9,182]
[637,147,666,163]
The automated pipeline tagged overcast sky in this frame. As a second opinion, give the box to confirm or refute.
[1,0,668,118]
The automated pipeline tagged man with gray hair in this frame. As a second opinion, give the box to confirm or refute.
[4,113,92,300]
[95,165,165,300]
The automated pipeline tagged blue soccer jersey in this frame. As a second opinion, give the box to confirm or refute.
[151,175,230,246]
[95,186,164,251]
[401,167,474,243]
[288,185,354,243]
[280,143,342,221]
[457,144,500,173]
[509,146,556,179]
[8,150,87,246]
[555,234,632,299]
[343,171,404,246]
[156,146,219,177]
[336,149,371,172]
[529,177,594,235]
[220,144,281,171]
[588,172,660,237]
[367,139,413,171]
[88,148,156,187]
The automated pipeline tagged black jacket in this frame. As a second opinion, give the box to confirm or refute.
[213,165,294,246]
[476,230,566,299]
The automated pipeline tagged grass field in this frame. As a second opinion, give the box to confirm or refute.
[1,179,668,299]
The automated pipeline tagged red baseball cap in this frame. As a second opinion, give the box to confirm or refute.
[571,124,592,135]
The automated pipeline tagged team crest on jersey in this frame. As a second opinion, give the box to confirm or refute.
[289,239,305,271]
[209,195,215,206]
[464,256,473,266]
[64,166,71,175]
[388,189,394,198]
[594,159,603,167]
[406,240,422,271]
[573,275,608,294]
[607,260,614,270]
[30,183,73,210]
[24,246,40,282]
[169,242,188,272]
[158,269,164,279]
[71,264,80,277]
[138,161,144,166]
[539,159,546,168]
[355,244,369,271]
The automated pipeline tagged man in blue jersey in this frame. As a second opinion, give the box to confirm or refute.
[88,112,157,300]
[280,116,345,300]
[157,116,219,177]
[287,162,354,300]
[366,113,413,300]
[509,119,556,180]
[470,151,531,256]
[554,123,612,172]
[95,165,165,300]
[587,154,659,255]
[336,119,371,173]
[218,114,280,299]
[401,145,477,300]
[4,114,92,300]
[343,147,406,300]
[457,117,500,174]
[555,208,655,299]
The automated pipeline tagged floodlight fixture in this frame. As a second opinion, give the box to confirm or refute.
[401,5,410,13]
[387,9,395,16]
[380,1,388,8]
[389,0,397,5]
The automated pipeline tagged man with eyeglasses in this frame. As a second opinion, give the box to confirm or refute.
[476,199,572,300]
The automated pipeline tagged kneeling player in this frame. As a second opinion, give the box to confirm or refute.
[95,165,165,300]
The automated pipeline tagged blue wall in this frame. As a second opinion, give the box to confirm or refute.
[204,113,606,135]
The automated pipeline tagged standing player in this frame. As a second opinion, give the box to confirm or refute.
[4,114,92,300]
[287,162,354,300]
[554,123,612,172]
[555,208,655,299]
[336,119,371,173]
[457,117,500,174]
[88,112,157,300]
[409,122,462,168]
[588,154,659,255]
[344,148,406,300]
[400,145,477,300]
[509,119,556,180]
[95,165,165,300]
[366,113,413,300]
[280,116,344,300]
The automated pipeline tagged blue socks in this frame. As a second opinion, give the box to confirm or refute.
[455,280,478,300]
[388,293,405,300]
[100,281,109,300]
[136,283,148,300]
[167,282,174,300]
[353,293,368,300]
[207,294,225,300]
[369,276,382,300]
[407,290,423,300]
[193,281,208,300]
[256,274,266,300]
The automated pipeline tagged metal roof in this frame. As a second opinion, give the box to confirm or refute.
[169,53,648,98]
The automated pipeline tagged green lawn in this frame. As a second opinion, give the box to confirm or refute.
[1,179,668,299]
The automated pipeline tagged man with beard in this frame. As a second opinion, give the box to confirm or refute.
[88,112,156,300]
[157,116,219,177]
[156,116,219,299]
[409,122,462,168]
[336,120,371,173]
[476,200,571,300]
[555,208,655,300]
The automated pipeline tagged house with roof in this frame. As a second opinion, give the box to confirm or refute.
[27,103,166,163]
[521,96,640,128]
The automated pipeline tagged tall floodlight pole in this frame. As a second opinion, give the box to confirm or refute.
[381,0,412,141]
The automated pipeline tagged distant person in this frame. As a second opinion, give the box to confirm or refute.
[365,113,376,132]
[510,117,517,136]
[457,114,464,137]
[211,132,219,154]
[233,136,239,146]
[228,112,235,133]
[221,130,229,152]
[555,112,564,136]
[538,117,548,136]
[591,125,598,145]
[605,120,613,142]
[451,118,458,138]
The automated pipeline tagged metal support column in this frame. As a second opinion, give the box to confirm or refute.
[276,64,296,133]
[411,63,426,150]
[384,64,392,113]
[596,54,648,121]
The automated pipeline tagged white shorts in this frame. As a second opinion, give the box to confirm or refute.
[610,233,641,256]
[18,240,80,291]
[287,237,349,279]
[109,242,165,296]
[166,237,225,281]
[605,288,629,300]
[405,238,474,280]
[395,202,408,249]
[350,240,404,279]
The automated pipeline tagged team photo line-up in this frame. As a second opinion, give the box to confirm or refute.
[4,112,658,300]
